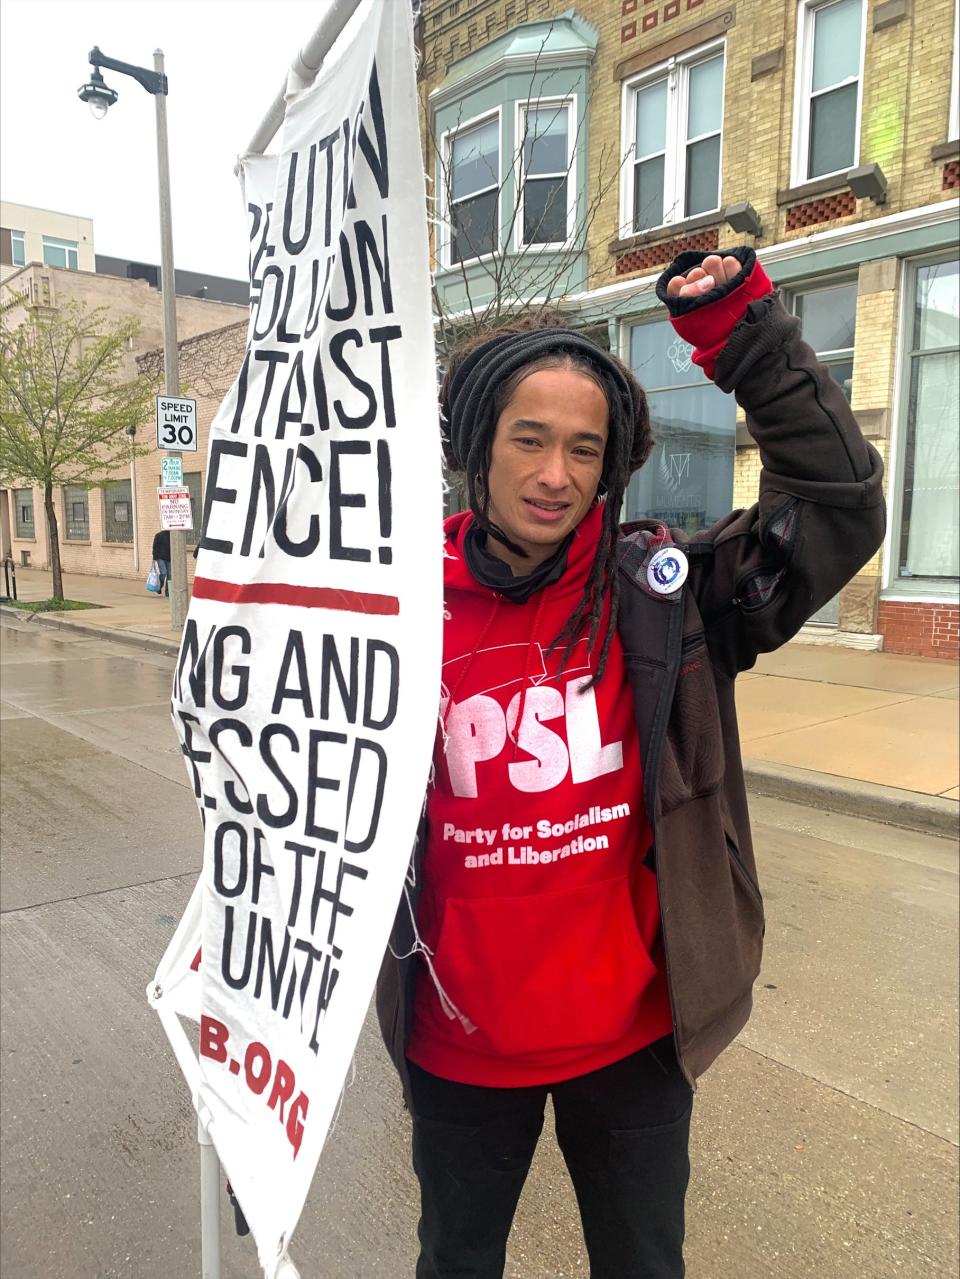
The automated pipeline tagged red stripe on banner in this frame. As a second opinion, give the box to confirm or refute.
[192,577,401,615]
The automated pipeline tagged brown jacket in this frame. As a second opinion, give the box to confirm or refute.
[377,292,885,1098]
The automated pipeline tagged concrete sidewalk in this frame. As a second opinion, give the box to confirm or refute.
[3,566,958,835]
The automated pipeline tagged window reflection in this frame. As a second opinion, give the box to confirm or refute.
[626,320,735,533]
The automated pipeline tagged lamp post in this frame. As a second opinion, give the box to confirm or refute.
[78,47,189,631]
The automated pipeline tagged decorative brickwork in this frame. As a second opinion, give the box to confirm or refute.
[785,191,857,231]
[943,161,960,190]
[615,228,719,275]
[877,601,960,659]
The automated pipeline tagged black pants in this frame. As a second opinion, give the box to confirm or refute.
[408,1037,693,1279]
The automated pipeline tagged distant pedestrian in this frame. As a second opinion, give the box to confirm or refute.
[151,528,171,597]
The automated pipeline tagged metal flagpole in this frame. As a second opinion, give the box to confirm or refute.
[198,1116,222,1278]
[192,2,364,1273]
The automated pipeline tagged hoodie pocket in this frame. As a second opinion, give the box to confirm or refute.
[431,876,657,1059]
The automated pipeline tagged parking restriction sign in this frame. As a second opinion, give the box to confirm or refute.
[156,396,198,451]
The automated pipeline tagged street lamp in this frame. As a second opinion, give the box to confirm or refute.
[77,45,189,632]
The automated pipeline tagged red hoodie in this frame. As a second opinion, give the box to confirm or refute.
[407,504,673,1087]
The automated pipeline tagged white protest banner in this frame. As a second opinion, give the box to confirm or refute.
[148,1,441,1272]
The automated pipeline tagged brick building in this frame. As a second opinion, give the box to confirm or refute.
[419,0,960,657]
[0,212,247,584]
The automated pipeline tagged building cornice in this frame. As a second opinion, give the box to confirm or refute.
[562,198,960,315]
[430,47,596,108]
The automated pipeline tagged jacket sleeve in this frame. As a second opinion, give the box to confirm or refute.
[656,248,886,677]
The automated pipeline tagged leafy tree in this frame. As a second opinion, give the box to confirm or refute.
[0,300,159,600]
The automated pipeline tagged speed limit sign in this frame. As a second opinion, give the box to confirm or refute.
[156,395,198,452]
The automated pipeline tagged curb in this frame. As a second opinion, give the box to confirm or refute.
[744,760,959,839]
[0,604,181,658]
[3,604,957,839]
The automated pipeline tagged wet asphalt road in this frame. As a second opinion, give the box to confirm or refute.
[1,616,957,1279]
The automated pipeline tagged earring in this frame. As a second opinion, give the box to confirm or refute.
[594,482,608,507]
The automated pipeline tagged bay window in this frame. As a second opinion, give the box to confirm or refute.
[445,114,500,266]
[518,101,573,247]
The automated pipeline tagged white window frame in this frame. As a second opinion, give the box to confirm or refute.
[949,0,959,141]
[514,97,577,252]
[11,230,25,267]
[619,38,726,240]
[439,107,502,270]
[41,236,80,270]
[791,0,867,186]
[882,252,960,598]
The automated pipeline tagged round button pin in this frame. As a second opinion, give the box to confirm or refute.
[647,547,688,595]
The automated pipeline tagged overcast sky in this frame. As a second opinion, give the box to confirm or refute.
[1,0,352,280]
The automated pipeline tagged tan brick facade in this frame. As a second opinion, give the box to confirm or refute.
[0,266,246,583]
[420,0,960,652]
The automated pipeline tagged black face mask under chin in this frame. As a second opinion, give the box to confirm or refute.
[462,521,574,604]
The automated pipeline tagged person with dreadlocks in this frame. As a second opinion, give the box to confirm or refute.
[376,248,885,1279]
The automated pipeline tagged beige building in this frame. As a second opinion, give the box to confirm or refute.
[419,0,960,658]
[0,200,96,280]
[0,254,247,582]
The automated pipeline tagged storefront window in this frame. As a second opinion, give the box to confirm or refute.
[625,319,735,532]
[790,279,857,401]
[898,258,959,583]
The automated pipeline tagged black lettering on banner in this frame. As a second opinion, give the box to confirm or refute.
[252,350,290,436]
[178,710,212,798]
[253,265,285,341]
[214,820,248,898]
[248,201,274,294]
[316,130,339,249]
[277,351,313,437]
[276,264,302,345]
[257,724,300,828]
[272,630,314,717]
[307,950,342,1053]
[330,330,376,428]
[369,325,402,429]
[281,839,316,929]
[222,904,256,989]
[305,730,345,842]
[254,912,291,1009]
[229,348,252,434]
[201,439,247,554]
[304,257,334,343]
[309,851,368,948]
[282,146,316,256]
[377,439,392,563]
[211,626,251,710]
[363,640,399,730]
[320,634,359,723]
[274,443,323,557]
[344,738,387,854]
[349,63,389,205]
[309,339,331,431]
[174,619,210,706]
[354,216,393,316]
[240,445,294,558]
[209,719,254,814]
[325,231,357,324]
[329,440,370,562]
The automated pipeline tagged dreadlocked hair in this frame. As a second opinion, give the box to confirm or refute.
[439,314,653,687]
